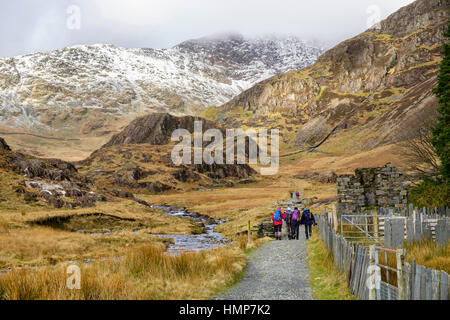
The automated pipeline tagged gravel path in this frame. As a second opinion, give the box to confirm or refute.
[216,224,313,300]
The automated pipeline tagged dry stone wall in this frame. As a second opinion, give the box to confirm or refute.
[337,163,410,213]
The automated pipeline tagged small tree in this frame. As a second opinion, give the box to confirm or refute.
[402,123,440,178]
[432,21,450,180]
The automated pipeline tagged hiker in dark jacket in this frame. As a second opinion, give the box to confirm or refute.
[290,207,301,240]
[272,207,285,240]
[300,208,316,240]
[284,208,292,240]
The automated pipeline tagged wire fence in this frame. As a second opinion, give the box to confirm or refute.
[379,282,398,300]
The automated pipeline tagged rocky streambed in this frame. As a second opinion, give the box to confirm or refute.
[148,205,230,255]
[74,205,231,255]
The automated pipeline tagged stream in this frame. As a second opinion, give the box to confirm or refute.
[0,206,230,277]
[148,205,230,255]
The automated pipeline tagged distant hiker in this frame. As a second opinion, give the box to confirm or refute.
[284,208,292,240]
[291,207,301,240]
[300,208,316,240]
[296,191,300,198]
[272,207,285,240]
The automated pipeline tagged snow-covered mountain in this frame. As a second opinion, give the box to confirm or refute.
[0,33,323,137]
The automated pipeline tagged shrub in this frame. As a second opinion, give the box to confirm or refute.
[409,178,450,208]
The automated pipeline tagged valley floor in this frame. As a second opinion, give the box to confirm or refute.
[0,139,424,300]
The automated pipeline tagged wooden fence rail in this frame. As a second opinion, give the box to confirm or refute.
[326,204,449,247]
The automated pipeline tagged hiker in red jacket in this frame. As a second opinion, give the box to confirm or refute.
[272,207,285,240]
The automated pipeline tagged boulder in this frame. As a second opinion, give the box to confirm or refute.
[257,218,275,238]
[0,138,11,151]
[138,181,172,194]
[112,189,134,199]
[172,166,200,182]
[318,171,337,183]
[294,171,337,184]
[294,172,317,180]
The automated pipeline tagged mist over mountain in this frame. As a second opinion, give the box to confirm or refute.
[0,33,323,144]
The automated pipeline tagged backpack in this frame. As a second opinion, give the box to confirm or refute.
[274,210,283,222]
[291,210,299,221]
[304,211,312,222]
[285,212,292,223]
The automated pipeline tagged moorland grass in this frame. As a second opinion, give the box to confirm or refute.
[0,244,246,300]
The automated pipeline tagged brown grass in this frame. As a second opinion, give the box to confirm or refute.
[237,235,248,251]
[407,239,450,273]
[0,244,246,300]
[0,199,201,269]
[0,217,8,234]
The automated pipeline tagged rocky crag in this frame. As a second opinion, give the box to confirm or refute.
[77,113,257,196]
[220,0,449,153]
[0,34,322,145]
[0,137,107,208]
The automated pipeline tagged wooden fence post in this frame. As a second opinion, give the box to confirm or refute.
[432,269,441,300]
[332,205,338,232]
[396,248,406,300]
[406,218,414,245]
[426,268,432,300]
[411,259,416,300]
[384,218,392,248]
[413,264,422,300]
[248,220,252,244]
[405,262,411,300]
[441,271,448,300]
[369,245,377,300]
[373,209,379,239]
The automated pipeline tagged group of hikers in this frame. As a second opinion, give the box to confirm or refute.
[271,207,317,240]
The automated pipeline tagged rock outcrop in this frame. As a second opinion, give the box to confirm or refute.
[221,0,449,151]
[78,113,257,194]
[0,137,10,151]
[0,143,107,209]
[103,113,221,147]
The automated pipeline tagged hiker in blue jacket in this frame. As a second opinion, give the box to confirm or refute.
[300,208,316,240]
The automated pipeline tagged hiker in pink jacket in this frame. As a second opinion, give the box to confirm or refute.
[272,207,285,240]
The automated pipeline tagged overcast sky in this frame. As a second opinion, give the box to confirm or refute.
[0,0,415,57]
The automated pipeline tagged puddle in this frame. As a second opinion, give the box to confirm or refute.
[148,205,230,255]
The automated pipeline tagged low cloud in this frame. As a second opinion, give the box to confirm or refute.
[0,0,415,57]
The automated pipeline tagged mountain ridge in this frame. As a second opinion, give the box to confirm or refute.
[0,34,322,133]
[219,0,449,153]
